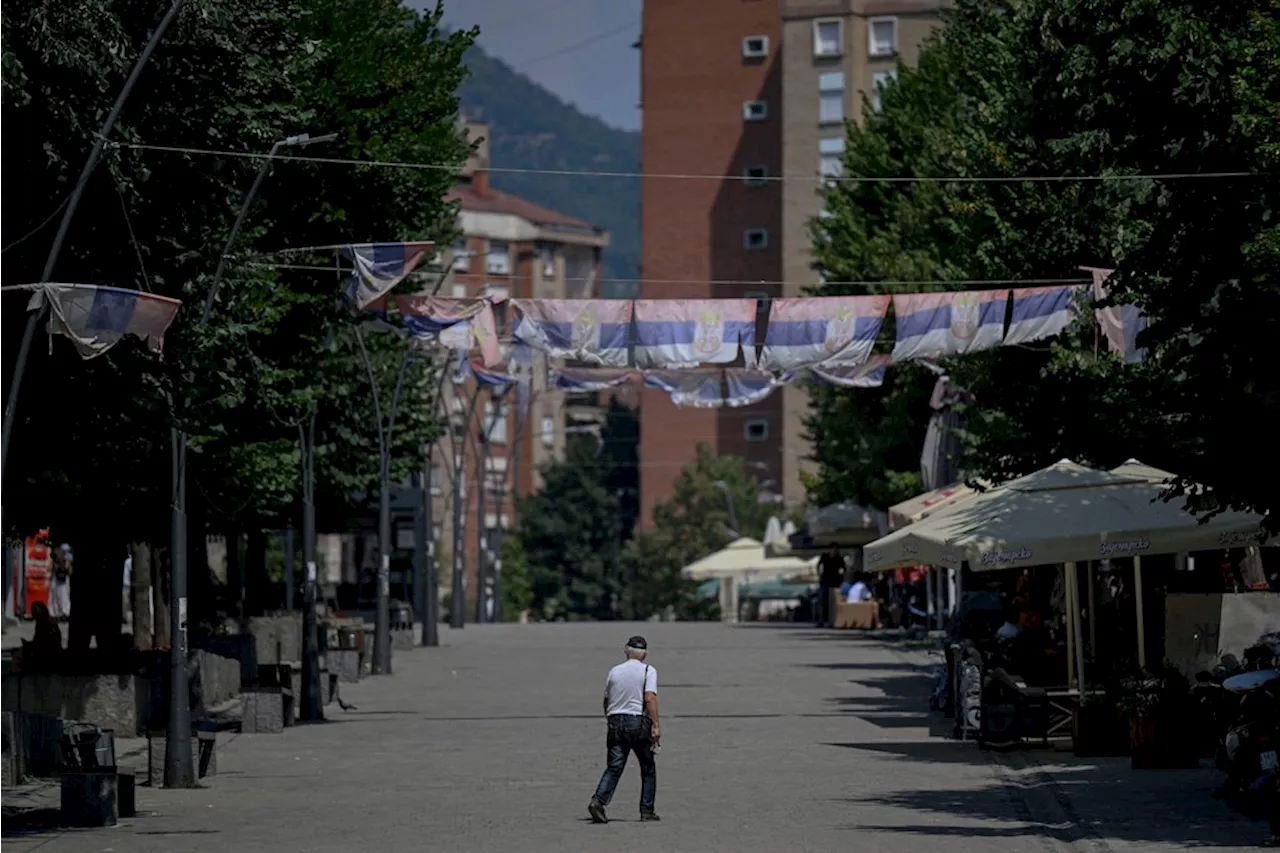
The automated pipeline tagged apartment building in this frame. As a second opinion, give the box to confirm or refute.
[434,122,610,615]
[638,0,944,523]
[638,0,784,528]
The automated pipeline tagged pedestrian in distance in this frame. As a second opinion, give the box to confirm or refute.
[49,544,73,621]
[815,545,844,628]
[588,635,660,824]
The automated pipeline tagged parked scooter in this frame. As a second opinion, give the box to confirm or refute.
[1213,639,1280,799]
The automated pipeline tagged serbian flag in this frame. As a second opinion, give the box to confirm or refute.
[342,242,433,310]
[29,284,181,360]
[891,289,1009,362]
[1003,285,1085,346]
[396,295,501,366]
[759,296,889,370]
[1083,267,1147,364]
[643,369,725,408]
[809,355,889,388]
[634,299,757,368]
[554,367,636,392]
[724,369,787,407]
[511,299,632,367]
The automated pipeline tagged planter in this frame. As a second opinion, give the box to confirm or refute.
[1129,714,1198,769]
[1073,705,1130,757]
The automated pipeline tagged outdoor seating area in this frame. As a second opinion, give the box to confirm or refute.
[842,459,1279,781]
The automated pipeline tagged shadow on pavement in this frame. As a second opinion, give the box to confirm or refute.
[846,768,1266,849]
[1,806,62,838]
[825,740,997,765]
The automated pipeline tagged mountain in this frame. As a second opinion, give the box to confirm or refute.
[456,43,640,295]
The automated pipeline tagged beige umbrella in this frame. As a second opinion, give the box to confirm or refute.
[1110,459,1175,483]
[888,482,978,529]
[865,460,1275,572]
[681,537,817,581]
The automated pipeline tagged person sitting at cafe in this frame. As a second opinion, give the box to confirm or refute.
[847,574,873,603]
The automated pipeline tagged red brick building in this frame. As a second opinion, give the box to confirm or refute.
[637,0,785,527]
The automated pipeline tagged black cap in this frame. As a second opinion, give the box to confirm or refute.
[625,635,647,650]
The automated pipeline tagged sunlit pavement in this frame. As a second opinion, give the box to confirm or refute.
[2,622,1265,852]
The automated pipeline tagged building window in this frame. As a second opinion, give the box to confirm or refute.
[429,465,443,495]
[871,69,898,111]
[820,137,845,179]
[744,229,769,250]
[540,246,556,278]
[743,165,769,187]
[540,415,555,447]
[813,19,842,58]
[868,17,897,57]
[486,241,511,275]
[818,71,845,124]
[742,35,769,59]
[451,239,470,272]
[449,398,466,441]
[483,470,506,500]
[744,419,769,442]
[483,402,509,444]
[743,100,768,122]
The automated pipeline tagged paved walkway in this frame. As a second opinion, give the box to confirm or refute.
[2,623,1267,852]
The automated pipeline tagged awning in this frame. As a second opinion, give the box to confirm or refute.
[696,578,817,601]
[864,460,1276,573]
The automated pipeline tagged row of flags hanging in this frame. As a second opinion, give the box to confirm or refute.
[361,279,1146,372]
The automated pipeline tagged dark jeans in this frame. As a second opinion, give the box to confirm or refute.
[593,714,656,814]
[816,585,833,626]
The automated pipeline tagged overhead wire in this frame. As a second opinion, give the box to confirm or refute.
[107,141,1259,185]
[510,20,639,72]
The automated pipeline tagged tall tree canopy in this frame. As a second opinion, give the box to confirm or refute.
[810,0,1280,524]
[2,0,475,615]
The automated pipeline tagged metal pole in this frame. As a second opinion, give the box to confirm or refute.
[299,413,323,721]
[424,460,440,646]
[284,523,295,611]
[476,388,505,624]
[164,426,193,786]
[449,384,483,629]
[355,329,413,675]
[1,0,188,482]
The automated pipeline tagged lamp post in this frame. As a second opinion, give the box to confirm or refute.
[712,480,740,537]
[165,131,334,787]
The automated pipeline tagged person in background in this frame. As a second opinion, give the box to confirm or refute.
[22,601,63,669]
[589,635,661,824]
[815,546,845,628]
[122,544,133,632]
[847,573,873,603]
[996,601,1022,640]
[49,544,73,621]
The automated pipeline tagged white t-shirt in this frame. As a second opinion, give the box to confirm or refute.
[123,556,132,588]
[604,658,658,717]
[847,581,872,602]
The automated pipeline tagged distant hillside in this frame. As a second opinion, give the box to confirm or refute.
[457,44,640,295]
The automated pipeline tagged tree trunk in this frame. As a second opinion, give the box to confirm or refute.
[154,546,172,651]
[131,542,154,651]
[245,527,267,617]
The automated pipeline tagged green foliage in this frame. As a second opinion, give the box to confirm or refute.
[810,0,1280,522]
[619,444,769,621]
[1,0,473,554]
[498,534,532,621]
[456,43,639,290]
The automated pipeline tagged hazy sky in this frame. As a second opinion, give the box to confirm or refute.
[432,0,643,132]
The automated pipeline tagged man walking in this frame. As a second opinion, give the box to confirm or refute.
[816,545,845,628]
[589,635,660,824]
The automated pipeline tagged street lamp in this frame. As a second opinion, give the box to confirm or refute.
[712,480,740,537]
[165,131,334,787]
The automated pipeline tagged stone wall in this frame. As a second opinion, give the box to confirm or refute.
[2,673,153,736]
[248,613,303,666]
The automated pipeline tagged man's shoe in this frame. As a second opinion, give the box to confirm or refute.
[588,799,608,824]
[640,812,661,821]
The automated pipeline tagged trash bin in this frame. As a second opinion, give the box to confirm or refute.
[59,724,117,828]
[59,725,115,772]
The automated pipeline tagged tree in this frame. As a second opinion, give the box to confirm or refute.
[1,0,476,622]
[498,535,532,621]
[810,0,1280,525]
[618,444,768,621]
[516,437,623,620]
